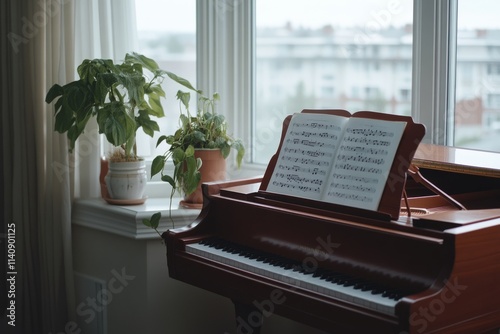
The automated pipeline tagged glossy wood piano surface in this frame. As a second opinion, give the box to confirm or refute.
[164,144,500,334]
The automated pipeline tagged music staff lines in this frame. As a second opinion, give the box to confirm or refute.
[288,130,339,140]
[286,138,336,149]
[324,191,374,203]
[280,156,330,167]
[328,182,377,194]
[270,180,321,194]
[266,112,410,211]
[333,163,383,174]
[338,145,388,155]
[283,147,334,158]
[343,135,391,147]
[345,127,395,137]
[336,154,385,165]
[273,172,323,186]
[291,121,342,131]
[329,173,379,185]
[277,164,328,176]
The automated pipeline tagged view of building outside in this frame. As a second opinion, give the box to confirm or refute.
[454,0,500,151]
[254,0,413,163]
[134,0,500,164]
[135,0,196,158]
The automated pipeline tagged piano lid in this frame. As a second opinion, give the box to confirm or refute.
[413,143,500,178]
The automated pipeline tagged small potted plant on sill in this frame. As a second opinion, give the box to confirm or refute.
[150,73,245,209]
[45,52,168,203]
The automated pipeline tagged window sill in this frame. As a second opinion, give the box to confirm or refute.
[72,197,200,240]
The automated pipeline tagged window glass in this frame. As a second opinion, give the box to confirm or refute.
[454,0,500,151]
[254,0,413,164]
[134,0,196,159]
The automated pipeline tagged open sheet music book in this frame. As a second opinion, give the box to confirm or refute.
[262,110,425,218]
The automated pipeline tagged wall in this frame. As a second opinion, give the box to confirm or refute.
[71,199,327,334]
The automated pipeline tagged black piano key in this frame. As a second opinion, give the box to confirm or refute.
[196,237,409,302]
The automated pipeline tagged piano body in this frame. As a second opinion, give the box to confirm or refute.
[164,139,500,332]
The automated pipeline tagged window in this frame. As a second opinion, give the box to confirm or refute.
[134,0,500,190]
[453,0,500,151]
[254,0,413,164]
[134,0,196,160]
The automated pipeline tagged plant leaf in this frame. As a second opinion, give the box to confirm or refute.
[54,105,75,133]
[172,147,185,163]
[147,91,165,117]
[176,90,191,110]
[96,104,112,134]
[166,71,201,93]
[220,144,231,159]
[136,110,159,137]
[143,211,161,229]
[156,135,168,147]
[103,103,135,146]
[151,156,165,177]
[182,156,201,195]
[45,84,63,103]
[185,145,195,157]
[125,52,160,73]
[233,139,245,168]
[161,174,176,188]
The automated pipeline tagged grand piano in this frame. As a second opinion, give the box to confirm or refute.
[163,111,500,334]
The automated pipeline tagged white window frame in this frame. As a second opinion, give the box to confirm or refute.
[196,0,256,167]
[197,0,460,166]
[412,0,457,145]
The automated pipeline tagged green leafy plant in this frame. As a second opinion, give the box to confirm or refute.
[142,74,245,231]
[45,52,167,160]
[150,74,245,199]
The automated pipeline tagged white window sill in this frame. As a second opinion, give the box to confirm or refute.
[72,197,201,240]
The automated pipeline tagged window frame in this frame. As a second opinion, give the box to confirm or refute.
[412,0,457,146]
[145,0,464,197]
[198,0,459,164]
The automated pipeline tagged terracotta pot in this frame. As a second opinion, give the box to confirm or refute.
[100,157,110,199]
[181,149,227,208]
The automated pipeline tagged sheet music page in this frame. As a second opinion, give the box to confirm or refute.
[321,117,407,210]
[266,113,349,199]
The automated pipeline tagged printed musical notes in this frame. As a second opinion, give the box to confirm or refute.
[266,112,407,211]
[267,113,348,199]
[323,117,406,209]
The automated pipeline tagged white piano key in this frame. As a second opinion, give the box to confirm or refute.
[186,242,397,316]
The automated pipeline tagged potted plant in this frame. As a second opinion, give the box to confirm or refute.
[150,73,245,209]
[45,52,167,202]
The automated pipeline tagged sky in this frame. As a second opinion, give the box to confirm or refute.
[134,0,500,32]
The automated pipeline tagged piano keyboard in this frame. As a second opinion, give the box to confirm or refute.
[186,238,404,316]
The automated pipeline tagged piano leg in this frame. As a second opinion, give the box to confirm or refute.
[233,301,264,334]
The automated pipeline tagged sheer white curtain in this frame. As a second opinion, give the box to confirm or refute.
[74,0,138,198]
[1,0,137,333]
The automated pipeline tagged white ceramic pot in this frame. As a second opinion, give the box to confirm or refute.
[105,160,147,200]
